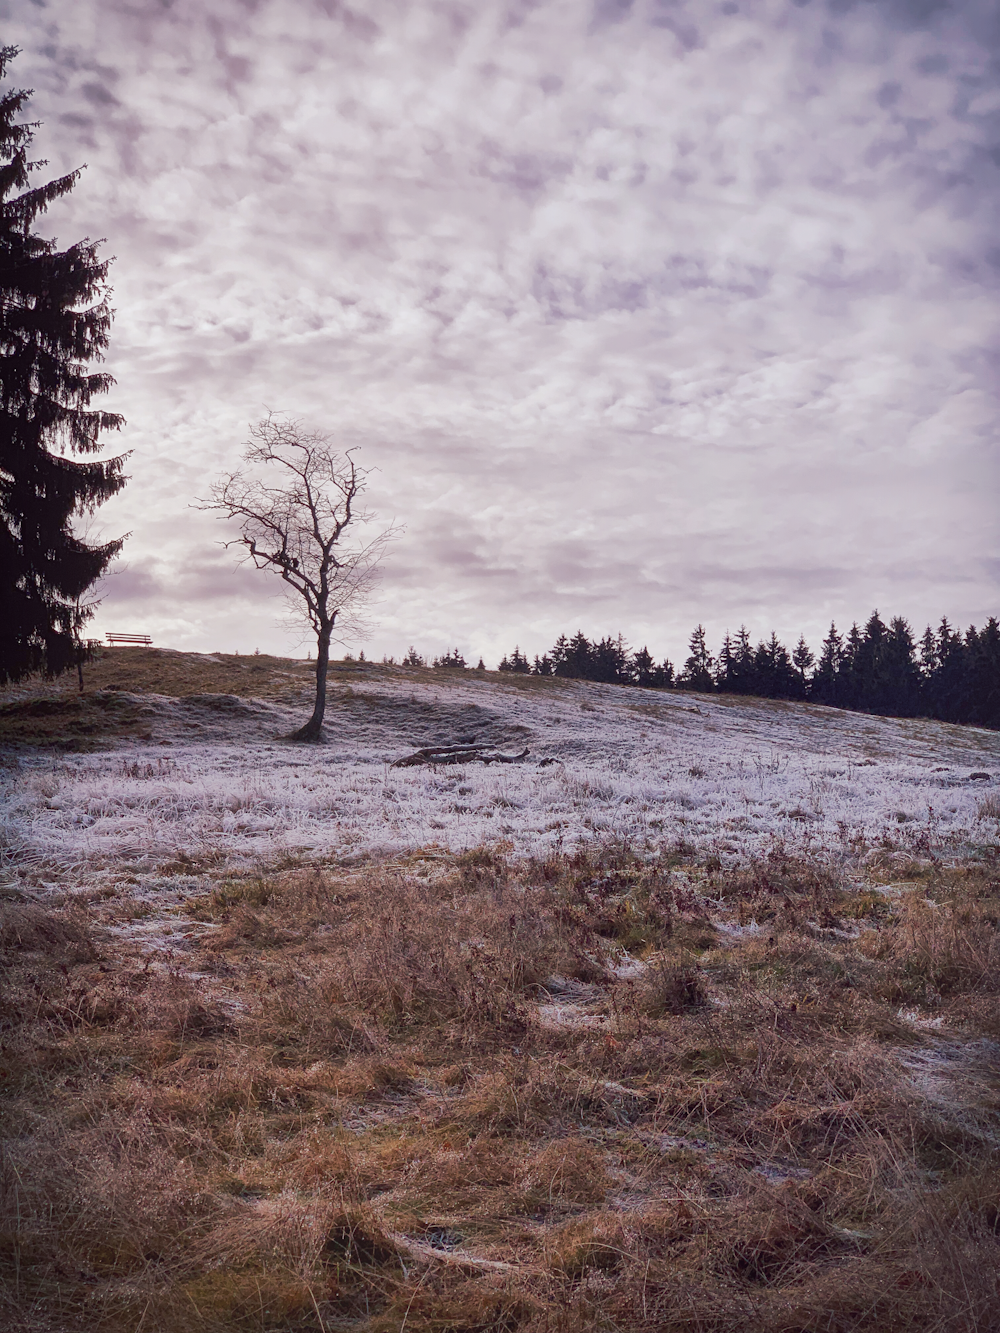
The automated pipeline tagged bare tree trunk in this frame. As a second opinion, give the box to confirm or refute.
[293,625,331,741]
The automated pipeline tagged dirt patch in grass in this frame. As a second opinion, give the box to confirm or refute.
[3,844,1000,1331]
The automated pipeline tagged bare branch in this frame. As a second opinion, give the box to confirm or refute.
[196,412,401,739]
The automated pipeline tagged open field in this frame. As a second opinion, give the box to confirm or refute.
[2,650,1000,1331]
[1,648,997,869]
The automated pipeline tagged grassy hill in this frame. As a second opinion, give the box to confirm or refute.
[2,649,999,1331]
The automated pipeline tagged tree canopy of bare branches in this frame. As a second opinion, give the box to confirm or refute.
[203,414,395,741]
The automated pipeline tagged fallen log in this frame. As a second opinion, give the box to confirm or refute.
[392,744,530,768]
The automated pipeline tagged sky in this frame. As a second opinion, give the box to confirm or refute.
[4,0,998,668]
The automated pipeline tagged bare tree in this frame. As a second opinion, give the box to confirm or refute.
[203,414,395,741]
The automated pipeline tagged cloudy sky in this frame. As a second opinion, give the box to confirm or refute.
[5,0,998,666]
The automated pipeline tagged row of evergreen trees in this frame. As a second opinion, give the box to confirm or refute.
[499,634,675,688]
[491,613,1000,729]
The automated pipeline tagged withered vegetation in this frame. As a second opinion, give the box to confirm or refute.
[2,843,1000,1331]
[0,647,370,749]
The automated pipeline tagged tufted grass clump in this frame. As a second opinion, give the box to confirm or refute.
[3,846,1000,1331]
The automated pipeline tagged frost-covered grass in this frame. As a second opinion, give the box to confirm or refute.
[3,657,1000,1332]
[3,665,998,872]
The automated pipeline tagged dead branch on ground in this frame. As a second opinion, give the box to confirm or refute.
[392,744,530,768]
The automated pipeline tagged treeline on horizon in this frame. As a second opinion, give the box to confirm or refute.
[389,612,1000,730]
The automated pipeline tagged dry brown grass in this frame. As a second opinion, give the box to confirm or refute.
[3,844,1000,1331]
[0,647,378,748]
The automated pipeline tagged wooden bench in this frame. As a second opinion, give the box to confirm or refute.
[106,632,153,647]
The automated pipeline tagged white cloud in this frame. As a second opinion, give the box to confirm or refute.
[3,0,997,664]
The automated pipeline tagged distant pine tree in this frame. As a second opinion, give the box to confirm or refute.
[840,623,864,709]
[966,618,1000,728]
[548,634,570,675]
[679,624,714,693]
[632,645,656,686]
[716,633,735,691]
[1,47,128,684]
[919,624,938,681]
[852,611,890,713]
[733,626,755,692]
[792,634,814,692]
[929,617,969,723]
[433,647,467,669]
[717,626,757,694]
[842,610,918,717]
[632,645,674,688]
[884,616,921,716]
[497,646,530,673]
[592,633,630,683]
[753,631,801,699]
[552,631,593,679]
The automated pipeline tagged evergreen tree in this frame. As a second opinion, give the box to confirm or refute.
[1,47,127,684]
[812,623,843,706]
[679,624,714,692]
[633,648,675,689]
[846,611,917,717]
[548,634,570,675]
[839,623,864,708]
[433,647,467,669]
[553,630,594,679]
[729,626,756,694]
[754,631,801,699]
[497,645,529,673]
[966,618,1000,729]
[632,645,657,686]
[592,633,630,683]
[852,611,890,713]
[884,616,920,716]
[931,617,969,723]
[716,633,735,691]
[512,646,530,672]
[792,634,814,692]
[919,624,938,683]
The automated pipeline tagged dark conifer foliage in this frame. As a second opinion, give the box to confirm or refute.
[497,645,530,673]
[678,624,714,692]
[967,620,1000,729]
[792,634,814,690]
[432,647,467,669]
[0,47,127,684]
[490,610,999,729]
[496,629,674,688]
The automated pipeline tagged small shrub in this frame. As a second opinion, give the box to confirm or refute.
[640,961,708,1016]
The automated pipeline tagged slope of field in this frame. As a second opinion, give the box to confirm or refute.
[1,648,997,873]
[3,651,1000,1333]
